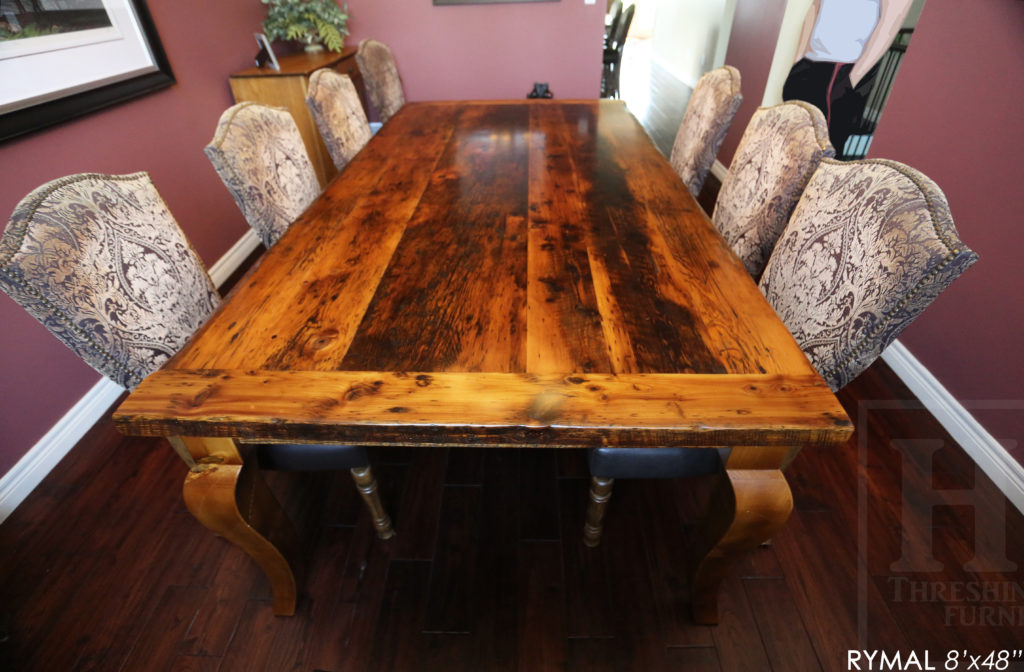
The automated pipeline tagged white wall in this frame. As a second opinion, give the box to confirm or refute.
[762,0,814,105]
[651,0,734,86]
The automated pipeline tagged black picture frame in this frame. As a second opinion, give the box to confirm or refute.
[0,0,175,143]
[253,32,280,71]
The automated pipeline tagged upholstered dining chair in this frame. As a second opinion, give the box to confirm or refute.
[204,102,320,248]
[669,65,743,196]
[306,69,372,172]
[712,100,834,279]
[355,38,406,124]
[0,172,394,540]
[759,158,978,391]
[583,158,977,547]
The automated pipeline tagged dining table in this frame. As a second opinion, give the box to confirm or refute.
[112,99,853,625]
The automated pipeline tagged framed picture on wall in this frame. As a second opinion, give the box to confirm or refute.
[0,0,174,143]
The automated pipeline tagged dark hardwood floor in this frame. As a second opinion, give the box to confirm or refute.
[1,360,1022,671]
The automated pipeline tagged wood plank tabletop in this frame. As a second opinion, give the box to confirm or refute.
[114,100,851,448]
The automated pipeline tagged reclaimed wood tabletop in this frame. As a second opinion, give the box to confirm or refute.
[114,100,852,622]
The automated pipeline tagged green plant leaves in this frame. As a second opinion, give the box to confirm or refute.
[262,0,349,51]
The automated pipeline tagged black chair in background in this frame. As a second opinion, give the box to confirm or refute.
[843,29,913,159]
[601,3,634,99]
[604,0,623,49]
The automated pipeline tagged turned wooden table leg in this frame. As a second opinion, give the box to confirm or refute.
[172,437,302,616]
[687,446,795,625]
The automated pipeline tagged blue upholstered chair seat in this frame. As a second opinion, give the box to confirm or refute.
[588,447,722,480]
[255,443,369,472]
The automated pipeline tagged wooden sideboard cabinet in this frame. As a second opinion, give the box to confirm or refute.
[229,47,369,187]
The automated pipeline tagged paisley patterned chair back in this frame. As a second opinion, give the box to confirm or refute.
[0,173,220,390]
[355,39,405,124]
[204,102,320,248]
[669,65,742,196]
[759,159,978,391]
[713,100,834,279]
[306,69,372,172]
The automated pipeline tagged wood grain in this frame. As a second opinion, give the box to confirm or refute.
[341,104,530,372]
[111,100,854,626]
[153,100,827,382]
[115,369,851,447]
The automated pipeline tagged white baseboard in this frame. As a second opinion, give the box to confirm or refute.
[881,341,1024,513]
[711,159,729,183]
[0,229,261,523]
[0,378,124,521]
[207,228,261,288]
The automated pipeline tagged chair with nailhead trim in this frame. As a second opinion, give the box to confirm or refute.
[306,68,373,172]
[759,157,977,391]
[355,38,406,125]
[205,102,320,248]
[669,65,743,196]
[0,172,394,541]
[583,158,977,548]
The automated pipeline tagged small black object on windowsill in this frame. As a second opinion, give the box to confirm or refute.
[527,83,553,99]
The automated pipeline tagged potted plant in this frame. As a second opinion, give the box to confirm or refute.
[261,0,349,53]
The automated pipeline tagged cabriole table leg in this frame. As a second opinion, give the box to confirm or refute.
[687,445,795,625]
[171,436,302,616]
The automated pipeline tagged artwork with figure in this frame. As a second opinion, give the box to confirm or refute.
[783,0,915,158]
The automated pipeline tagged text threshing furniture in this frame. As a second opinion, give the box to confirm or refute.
[113,101,853,624]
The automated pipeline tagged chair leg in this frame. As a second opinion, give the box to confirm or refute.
[583,476,615,547]
[350,466,395,540]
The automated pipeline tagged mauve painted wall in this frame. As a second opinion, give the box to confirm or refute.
[866,0,1024,462]
[347,0,604,101]
[717,0,788,165]
[0,0,604,478]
